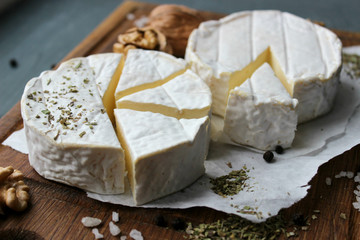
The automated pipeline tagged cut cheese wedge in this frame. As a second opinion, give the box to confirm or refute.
[21,54,126,194]
[114,49,212,205]
[186,10,342,123]
[115,49,188,100]
[114,109,209,205]
[116,69,212,119]
[223,63,298,150]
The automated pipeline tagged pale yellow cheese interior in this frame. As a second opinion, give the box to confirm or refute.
[114,68,188,101]
[102,57,125,123]
[226,47,292,107]
[116,100,210,120]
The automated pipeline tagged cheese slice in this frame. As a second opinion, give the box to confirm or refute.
[114,49,212,205]
[115,49,188,100]
[114,109,209,205]
[116,69,212,119]
[21,53,126,194]
[223,63,298,150]
[186,10,342,123]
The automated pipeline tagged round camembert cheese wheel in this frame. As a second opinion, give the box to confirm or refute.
[186,10,342,150]
[21,49,212,205]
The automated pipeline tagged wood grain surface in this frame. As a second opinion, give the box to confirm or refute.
[1,1,360,239]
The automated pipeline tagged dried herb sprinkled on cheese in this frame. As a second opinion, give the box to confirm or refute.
[210,165,251,197]
[41,109,50,115]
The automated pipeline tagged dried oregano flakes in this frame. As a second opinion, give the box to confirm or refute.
[210,165,252,197]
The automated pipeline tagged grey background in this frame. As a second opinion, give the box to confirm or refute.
[1,0,359,118]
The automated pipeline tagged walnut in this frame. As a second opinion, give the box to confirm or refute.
[0,166,30,213]
[147,4,204,57]
[113,27,172,55]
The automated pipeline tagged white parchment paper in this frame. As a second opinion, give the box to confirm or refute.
[3,46,360,223]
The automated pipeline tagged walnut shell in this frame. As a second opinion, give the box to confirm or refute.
[148,4,204,57]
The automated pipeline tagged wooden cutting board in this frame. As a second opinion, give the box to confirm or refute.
[1,1,360,239]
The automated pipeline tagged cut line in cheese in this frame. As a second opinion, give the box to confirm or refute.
[115,49,188,101]
[116,69,212,120]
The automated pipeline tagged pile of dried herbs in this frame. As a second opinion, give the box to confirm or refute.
[185,214,287,240]
[210,165,251,197]
[343,53,360,79]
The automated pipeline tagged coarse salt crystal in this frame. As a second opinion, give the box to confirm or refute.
[81,217,102,227]
[112,211,119,222]
[92,228,104,239]
[353,202,360,210]
[354,190,360,196]
[109,221,121,236]
[340,171,347,177]
[335,174,341,179]
[357,185,360,191]
[120,236,127,240]
[354,176,360,182]
[347,171,354,178]
[325,177,332,186]
[129,229,143,240]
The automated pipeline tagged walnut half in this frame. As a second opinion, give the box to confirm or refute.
[0,166,30,213]
[113,27,172,56]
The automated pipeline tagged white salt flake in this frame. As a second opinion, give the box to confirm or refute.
[355,176,360,182]
[126,13,135,21]
[340,171,347,177]
[112,211,119,222]
[134,16,149,28]
[354,190,360,196]
[81,217,102,227]
[335,174,341,179]
[353,202,360,210]
[357,185,360,191]
[109,221,121,236]
[347,171,354,178]
[92,228,104,239]
[325,177,332,186]
[356,196,360,202]
[129,229,143,240]
[121,236,127,240]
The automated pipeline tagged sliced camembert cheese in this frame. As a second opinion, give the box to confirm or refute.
[21,53,125,194]
[21,49,212,205]
[114,109,209,205]
[115,49,188,101]
[116,69,212,119]
[186,10,342,124]
[221,63,298,150]
[114,49,212,205]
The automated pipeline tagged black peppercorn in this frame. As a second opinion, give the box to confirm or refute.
[9,59,18,68]
[171,217,186,231]
[275,145,284,154]
[292,213,307,226]
[263,151,274,163]
[154,214,167,227]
